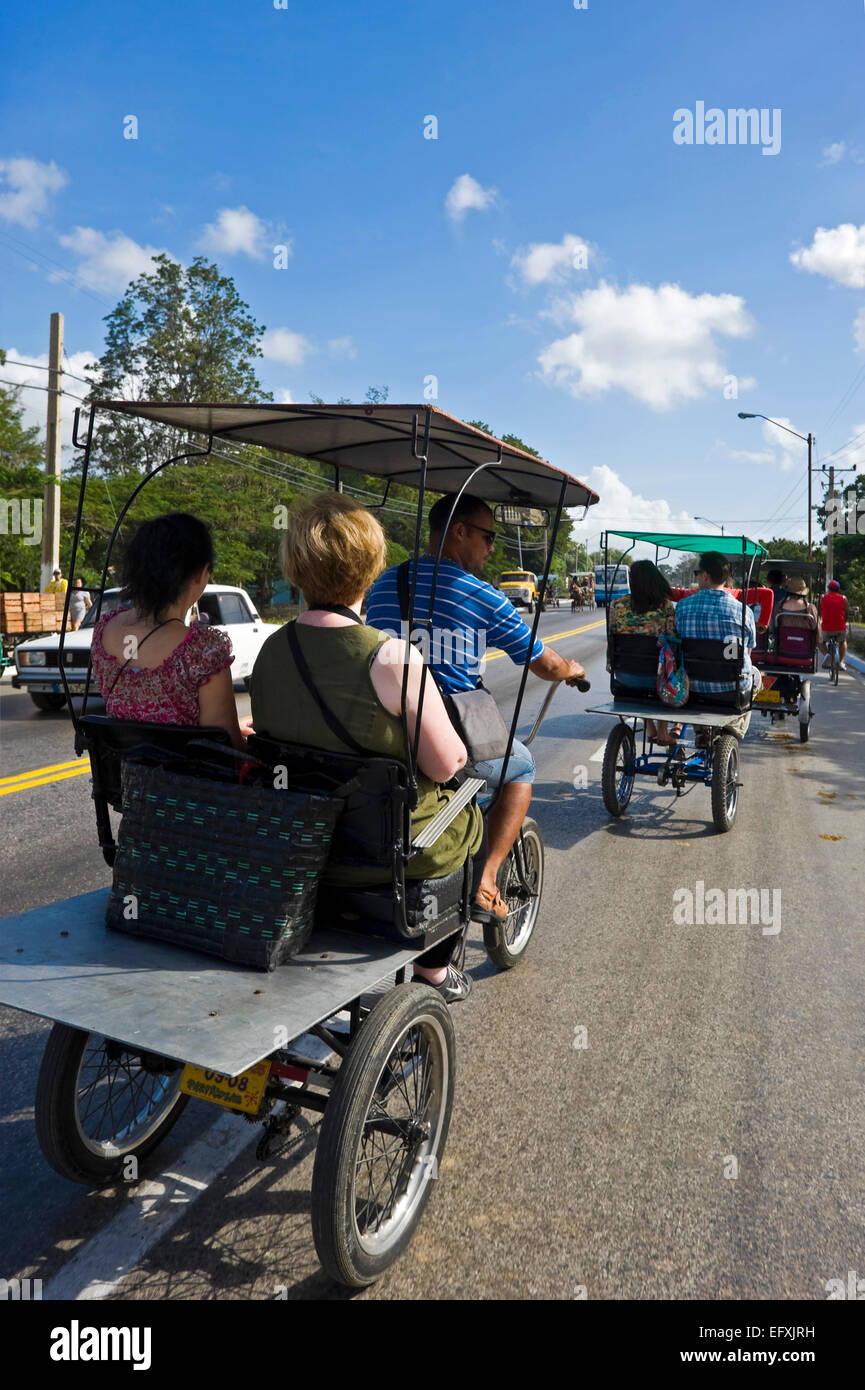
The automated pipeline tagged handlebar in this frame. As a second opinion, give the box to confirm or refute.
[523,675,591,748]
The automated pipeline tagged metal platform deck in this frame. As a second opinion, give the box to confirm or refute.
[586,699,747,727]
[0,890,445,1074]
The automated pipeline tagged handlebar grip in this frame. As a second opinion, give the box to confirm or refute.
[574,678,591,692]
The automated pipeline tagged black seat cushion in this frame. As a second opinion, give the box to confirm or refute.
[608,632,659,700]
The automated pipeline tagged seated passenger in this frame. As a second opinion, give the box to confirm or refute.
[609,560,682,746]
[90,512,247,749]
[250,492,483,1003]
[674,550,761,739]
[776,575,818,623]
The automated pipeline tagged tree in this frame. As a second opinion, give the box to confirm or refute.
[87,254,272,474]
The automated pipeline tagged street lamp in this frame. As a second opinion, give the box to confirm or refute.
[737,411,814,558]
[695,515,725,536]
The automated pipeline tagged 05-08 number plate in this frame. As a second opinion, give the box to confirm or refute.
[180,1060,271,1114]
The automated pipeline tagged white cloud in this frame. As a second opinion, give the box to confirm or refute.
[790,222,865,288]
[445,173,497,223]
[328,336,357,359]
[510,233,591,287]
[2,347,99,451]
[198,205,271,260]
[260,328,315,367]
[279,389,294,404]
[759,417,807,473]
[568,464,697,548]
[728,448,775,464]
[57,227,168,293]
[0,157,68,227]
[537,280,755,412]
[821,142,846,166]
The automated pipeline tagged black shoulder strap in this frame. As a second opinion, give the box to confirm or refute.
[285,622,368,755]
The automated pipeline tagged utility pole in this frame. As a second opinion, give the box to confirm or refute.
[40,312,63,591]
[825,465,835,586]
[517,525,523,567]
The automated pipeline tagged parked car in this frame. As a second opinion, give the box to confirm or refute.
[13,584,277,712]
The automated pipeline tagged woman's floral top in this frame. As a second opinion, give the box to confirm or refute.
[609,596,677,636]
[91,610,233,724]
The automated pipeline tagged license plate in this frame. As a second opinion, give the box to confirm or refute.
[180,1060,271,1113]
[52,681,87,695]
[755,688,781,704]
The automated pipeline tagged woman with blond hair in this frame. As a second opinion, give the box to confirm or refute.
[251,492,483,1003]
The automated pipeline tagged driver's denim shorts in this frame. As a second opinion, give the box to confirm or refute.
[473,738,535,806]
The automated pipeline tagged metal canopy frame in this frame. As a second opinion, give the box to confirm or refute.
[600,528,766,701]
[61,400,598,824]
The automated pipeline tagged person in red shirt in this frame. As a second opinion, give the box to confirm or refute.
[819,580,849,671]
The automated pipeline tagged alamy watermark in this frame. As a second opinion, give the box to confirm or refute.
[673,880,781,935]
[673,102,781,157]
[0,497,42,544]
[825,488,865,536]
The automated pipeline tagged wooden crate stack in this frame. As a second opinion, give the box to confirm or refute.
[1,591,65,634]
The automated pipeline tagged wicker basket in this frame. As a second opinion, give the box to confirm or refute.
[106,760,343,969]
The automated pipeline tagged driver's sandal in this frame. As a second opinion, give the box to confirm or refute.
[470,884,509,924]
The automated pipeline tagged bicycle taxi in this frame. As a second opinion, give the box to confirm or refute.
[585,529,767,834]
[751,557,823,735]
[0,401,597,1288]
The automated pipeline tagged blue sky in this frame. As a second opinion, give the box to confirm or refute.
[2,0,865,549]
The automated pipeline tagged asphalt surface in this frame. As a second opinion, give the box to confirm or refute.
[1,607,863,1300]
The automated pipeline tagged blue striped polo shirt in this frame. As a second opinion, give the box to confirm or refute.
[365,557,544,695]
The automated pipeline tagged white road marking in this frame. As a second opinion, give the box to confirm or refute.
[43,1110,255,1301]
[43,1026,337,1301]
[589,744,606,763]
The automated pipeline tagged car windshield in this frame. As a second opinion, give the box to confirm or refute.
[500,573,533,582]
[80,591,126,628]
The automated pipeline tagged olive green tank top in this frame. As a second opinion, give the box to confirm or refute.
[250,621,483,883]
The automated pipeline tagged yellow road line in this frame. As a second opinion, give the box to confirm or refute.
[0,766,90,797]
[0,758,82,787]
[484,618,605,661]
[2,620,607,797]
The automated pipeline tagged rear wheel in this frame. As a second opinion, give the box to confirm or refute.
[601,723,636,817]
[311,985,455,1287]
[35,1025,188,1185]
[710,734,739,833]
[832,646,840,685]
[30,690,66,711]
[483,817,544,969]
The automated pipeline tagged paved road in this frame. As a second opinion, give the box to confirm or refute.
[1,609,863,1300]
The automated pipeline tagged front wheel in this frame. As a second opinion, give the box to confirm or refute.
[798,681,811,742]
[30,690,67,711]
[710,734,739,833]
[483,817,544,969]
[311,985,455,1288]
[35,1025,188,1185]
[601,723,636,817]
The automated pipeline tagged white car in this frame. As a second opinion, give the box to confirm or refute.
[13,584,277,712]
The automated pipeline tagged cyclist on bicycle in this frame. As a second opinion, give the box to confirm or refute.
[819,580,849,672]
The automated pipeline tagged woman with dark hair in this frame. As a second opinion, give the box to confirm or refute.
[609,559,681,745]
[90,512,246,748]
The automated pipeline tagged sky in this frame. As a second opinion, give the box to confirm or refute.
[2,0,865,554]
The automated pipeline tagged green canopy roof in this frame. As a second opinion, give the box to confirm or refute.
[604,529,767,557]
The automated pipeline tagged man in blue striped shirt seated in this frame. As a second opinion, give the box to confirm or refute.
[674,550,762,740]
[366,492,586,922]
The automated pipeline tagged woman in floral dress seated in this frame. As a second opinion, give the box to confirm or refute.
[609,559,682,746]
[90,512,247,749]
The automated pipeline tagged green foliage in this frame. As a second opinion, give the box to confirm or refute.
[88,254,272,475]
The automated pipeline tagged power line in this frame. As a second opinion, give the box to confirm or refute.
[1,355,95,386]
[0,375,88,403]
